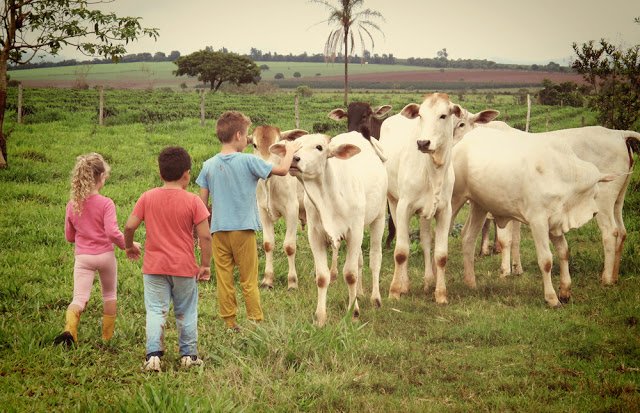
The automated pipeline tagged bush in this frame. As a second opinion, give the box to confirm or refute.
[274,73,284,80]
[293,72,301,78]
[296,85,313,98]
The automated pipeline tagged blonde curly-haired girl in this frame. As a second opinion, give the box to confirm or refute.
[54,153,139,346]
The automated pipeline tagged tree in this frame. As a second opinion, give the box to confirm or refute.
[0,1,158,168]
[293,71,301,78]
[572,35,640,129]
[311,0,384,106]
[168,50,181,61]
[173,50,260,91]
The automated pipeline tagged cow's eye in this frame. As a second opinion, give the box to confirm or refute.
[440,114,447,119]
[252,143,257,149]
[315,145,323,151]
[457,122,465,128]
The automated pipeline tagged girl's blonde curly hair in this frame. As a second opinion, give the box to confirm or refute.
[70,153,110,214]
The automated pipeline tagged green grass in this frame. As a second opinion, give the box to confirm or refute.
[0,90,639,411]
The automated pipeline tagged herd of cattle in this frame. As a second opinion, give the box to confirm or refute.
[249,93,640,326]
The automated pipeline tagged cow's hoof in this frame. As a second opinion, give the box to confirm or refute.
[388,290,402,300]
[371,297,382,308]
[558,294,571,304]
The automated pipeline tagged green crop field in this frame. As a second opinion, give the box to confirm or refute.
[7,61,439,89]
[1,89,639,411]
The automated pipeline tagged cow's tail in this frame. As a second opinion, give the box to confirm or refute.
[624,130,640,168]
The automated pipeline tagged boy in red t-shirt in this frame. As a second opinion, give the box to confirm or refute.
[125,146,211,372]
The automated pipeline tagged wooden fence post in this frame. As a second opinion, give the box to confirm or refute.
[295,94,300,129]
[525,94,531,132]
[17,83,23,124]
[200,89,206,127]
[99,85,104,126]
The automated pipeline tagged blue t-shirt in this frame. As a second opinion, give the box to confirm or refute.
[196,152,273,233]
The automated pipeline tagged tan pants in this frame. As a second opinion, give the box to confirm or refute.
[212,230,263,327]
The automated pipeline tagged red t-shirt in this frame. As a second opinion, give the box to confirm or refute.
[132,187,210,277]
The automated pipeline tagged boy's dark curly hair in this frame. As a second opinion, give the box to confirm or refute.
[158,146,191,182]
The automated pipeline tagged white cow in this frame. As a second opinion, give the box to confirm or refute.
[379,93,462,303]
[479,123,640,285]
[451,127,615,307]
[251,126,308,289]
[270,131,388,326]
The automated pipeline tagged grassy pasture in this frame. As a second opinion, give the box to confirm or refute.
[0,89,639,412]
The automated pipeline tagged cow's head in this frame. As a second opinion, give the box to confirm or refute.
[453,108,500,145]
[400,93,462,167]
[270,133,360,180]
[328,102,392,140]
[251,126,308,161]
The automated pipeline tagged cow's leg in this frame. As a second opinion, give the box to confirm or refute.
[309,229,331,327]
[528,221,560,308]
[259,210,276,289]
[612,190,628,283]
[496,221,512,277]
[368,212,385,308]
[432,203,452,304]
[511,221,523,275]
[420,216,434,293]
[480,217,491,256]
[357,249,364,297]
[344,228,364,320]
[595,209,617,285]
[461,202,487,289]
[330,245,339,282]
[283,207,299,290]
[389,199,411,299]
[550,233,571,303]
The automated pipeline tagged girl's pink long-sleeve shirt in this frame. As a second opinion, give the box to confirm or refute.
[65,194,126,255]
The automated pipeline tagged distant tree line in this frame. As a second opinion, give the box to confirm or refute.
[9,51,181,70]
[8,46,570,73]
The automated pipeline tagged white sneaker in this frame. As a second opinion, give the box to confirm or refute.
[143,355,161,372]
[180,355,203,368]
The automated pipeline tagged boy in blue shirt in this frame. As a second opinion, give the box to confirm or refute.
[197,111,299,330]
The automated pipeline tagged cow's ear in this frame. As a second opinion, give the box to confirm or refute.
[472,109,500,125]
[281,129,308,141]
[328,108,347,121]
[451,104,463,118]
[269,142,287,157]
[400,103,420,119]
[329,143,361,160]
[373,105,392,119]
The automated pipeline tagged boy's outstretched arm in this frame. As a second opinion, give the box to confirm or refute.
[124,214,142,260]
[270,140,302,176]
[195,218,212,281]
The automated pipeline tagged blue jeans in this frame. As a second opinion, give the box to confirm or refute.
[143,274,198,357]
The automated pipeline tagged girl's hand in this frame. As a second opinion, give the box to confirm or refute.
[126,242,141,260]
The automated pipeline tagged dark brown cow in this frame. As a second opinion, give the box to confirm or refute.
[328,102,392,140]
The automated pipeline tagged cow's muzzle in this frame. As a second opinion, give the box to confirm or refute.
[417,140,434,153]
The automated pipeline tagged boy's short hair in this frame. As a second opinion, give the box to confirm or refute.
[158,146,191,182]
[216,111,252,143]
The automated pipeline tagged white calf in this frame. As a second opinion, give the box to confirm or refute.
[481,123,640,285]
[252,126,308,289]
[271,131,387,326]
[379,93,462,304]
[452,127,615,307]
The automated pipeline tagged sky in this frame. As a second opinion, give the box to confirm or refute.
[58,0,640,65]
